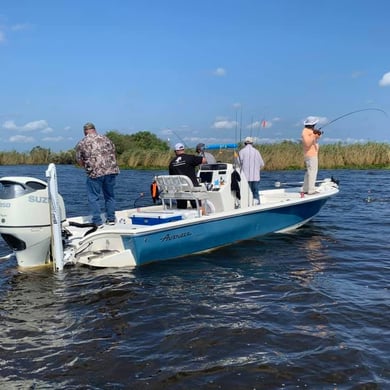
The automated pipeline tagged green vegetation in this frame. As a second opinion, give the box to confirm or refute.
[258,141,390,170]
[0,132,389,170]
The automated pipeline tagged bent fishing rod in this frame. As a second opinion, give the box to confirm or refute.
[318,108,388,131]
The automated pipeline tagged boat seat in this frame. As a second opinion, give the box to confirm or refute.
[155,175,209,214]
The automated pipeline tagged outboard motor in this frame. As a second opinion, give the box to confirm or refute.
[0,176,66,267]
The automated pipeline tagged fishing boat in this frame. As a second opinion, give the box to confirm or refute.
[0,151,339,270]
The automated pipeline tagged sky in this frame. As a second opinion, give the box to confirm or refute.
[1,0,390,152]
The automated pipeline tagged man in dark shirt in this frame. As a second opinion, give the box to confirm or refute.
[169,143,206,209]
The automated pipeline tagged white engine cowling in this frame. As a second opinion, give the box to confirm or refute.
[0,176,66,267]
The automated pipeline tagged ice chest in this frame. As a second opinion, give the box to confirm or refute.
[130,212,182,225]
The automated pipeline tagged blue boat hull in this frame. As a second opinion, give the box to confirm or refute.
[122,197,328,266]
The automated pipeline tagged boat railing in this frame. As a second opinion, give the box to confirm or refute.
[45,163,64,271]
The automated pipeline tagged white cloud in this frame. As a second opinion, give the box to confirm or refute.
[3,119,51,132]
[212,120,237,129]
[41,127,53,134]
[3,120,18,130]
[9,135,35,143]
[24,119,50,131]
[213,67,226,77]
[0,31,5,43]
[379,72,390,87]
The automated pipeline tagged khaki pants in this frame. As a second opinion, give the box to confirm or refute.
[303,156,318,194]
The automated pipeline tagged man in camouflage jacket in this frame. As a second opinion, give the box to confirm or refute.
[76,122,120,226]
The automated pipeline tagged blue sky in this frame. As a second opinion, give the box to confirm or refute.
[1,0,389,152]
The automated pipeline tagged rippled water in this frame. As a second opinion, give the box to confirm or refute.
[0,165,389,389]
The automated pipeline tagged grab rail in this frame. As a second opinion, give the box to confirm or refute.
[46,163,64,271]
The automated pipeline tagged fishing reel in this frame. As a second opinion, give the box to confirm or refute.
[313,129,323,136]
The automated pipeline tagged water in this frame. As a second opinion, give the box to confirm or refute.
[0,165,389,389]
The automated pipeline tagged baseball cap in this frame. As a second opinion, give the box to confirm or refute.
[196,143,205,152]
[304,116,319,126]
[175,143,185,151]
[244,136,254,144]
[83,122,95,130]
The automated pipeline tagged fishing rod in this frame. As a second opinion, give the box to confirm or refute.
[133,191,159,208]
[170,130,188,148]
[133,192,145,207]
[319,108,388,131]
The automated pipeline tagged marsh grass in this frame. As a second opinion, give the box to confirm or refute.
[119,149,172,169]
[190,141,390,170]
[1,142,389,170]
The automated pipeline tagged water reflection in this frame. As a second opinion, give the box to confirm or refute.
[290,232,329,286]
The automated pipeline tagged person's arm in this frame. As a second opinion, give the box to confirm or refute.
[302,129,320,147]
[238,150,244,167]
[75,145,85,167]
[259,153,265,169]
[192,155,206,166]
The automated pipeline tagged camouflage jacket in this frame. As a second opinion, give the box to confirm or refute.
[75,133,120,178]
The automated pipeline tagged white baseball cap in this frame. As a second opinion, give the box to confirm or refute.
[304,116,319,126]
[174,143,185,151]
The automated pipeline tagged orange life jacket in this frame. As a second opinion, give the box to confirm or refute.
[151,181,158,198]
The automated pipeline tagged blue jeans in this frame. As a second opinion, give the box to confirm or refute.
[248,181,260,201]
[86,174,117,225]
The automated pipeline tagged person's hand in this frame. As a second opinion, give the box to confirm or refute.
[313,129,323,136]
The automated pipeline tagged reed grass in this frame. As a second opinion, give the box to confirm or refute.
[205,141,390,170]
[0,142,389,170]
[118,149,172,169]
